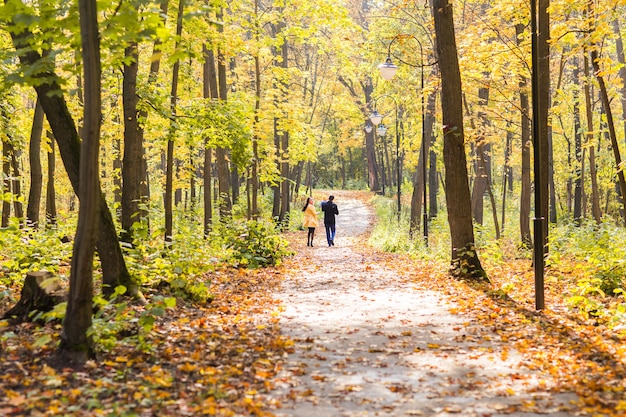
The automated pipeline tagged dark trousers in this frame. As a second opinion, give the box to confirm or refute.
[325,223,336,245]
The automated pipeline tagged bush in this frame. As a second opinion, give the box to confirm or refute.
[550,221,626,297]
[212,219,294,268]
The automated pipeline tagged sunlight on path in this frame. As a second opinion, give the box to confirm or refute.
[272,195,578,417]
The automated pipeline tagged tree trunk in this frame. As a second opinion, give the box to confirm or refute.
[190,149,197,210]
[1,139,10,227]
[165,0,185,244]
[103,97,118,213]
[9,144,23,225]
[516,23,532,249]
[471,85,490,226]
[272,116,281,220]
[45,132,57,228]
[136,0,168,228]
[410,167,423,237]
[231,165,240,206]
[121,43,142,245]
[591,53,626,223]
[27,99,44,229]
[279,34,290,227]
[583,53,602,223]
[216,7,232,219]
[573,58,583,225]
[427,87,439,220]
[203,44,217,234]
[366,125,380,192]
[251,4,261,220]
[486,178,500,239]
[433,0,486,280]
[501,128,513,231]
[2,271,66,324]
[112,138,122,222]
[612,15,626,149]
[589,3,626,224]
[280,131,290,227]
[59,0,101,363]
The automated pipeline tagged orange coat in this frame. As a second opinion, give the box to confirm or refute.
[302,204,319,228]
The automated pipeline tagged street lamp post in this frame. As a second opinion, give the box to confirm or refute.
[377,124,387,195]
[364,122,374,190]
[378,35,428,244]
[531,0,545,309]
[369,99,401,221]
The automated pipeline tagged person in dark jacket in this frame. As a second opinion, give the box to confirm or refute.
[321,195,339,246]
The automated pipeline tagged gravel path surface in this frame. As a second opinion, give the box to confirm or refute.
[272,192,579,417]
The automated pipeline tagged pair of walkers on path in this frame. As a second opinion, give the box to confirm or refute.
[301,195,339,247]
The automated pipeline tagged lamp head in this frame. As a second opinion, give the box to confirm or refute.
[369,110,383,126]
[377,124,387,137]
[378,57,398,80]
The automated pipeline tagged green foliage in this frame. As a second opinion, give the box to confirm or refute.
[184,96,253,170]
[367,195,448,262]
[90,289,176,353]
[33,301,67,323]
[119,214,216,305]
[550,221,626,297]
[167,276,213,304]
[549,221,626,323]
[369,202,412,253]
[209,219,294,268]
[0,223,74,284]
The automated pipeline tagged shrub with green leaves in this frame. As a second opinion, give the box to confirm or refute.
[211,219,294,268]
[0,223,74,284]
[551,221,626,297]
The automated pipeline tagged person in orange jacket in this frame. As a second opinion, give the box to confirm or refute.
[302,197,319,246]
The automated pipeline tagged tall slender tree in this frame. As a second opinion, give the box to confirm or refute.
[202,43,214,234]
[516,22,532,248]
[1,138,10,228]
[164,0,185,244]
[59,0,101,362]
[26,100,44,228]
[215,6,232,219]
[432,0,486,279]
[45,132,57,228]
[583,53,601,223]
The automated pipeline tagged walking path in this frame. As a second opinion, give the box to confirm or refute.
[271,193,579,416]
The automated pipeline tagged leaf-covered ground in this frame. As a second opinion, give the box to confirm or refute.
[1,191,625,416]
